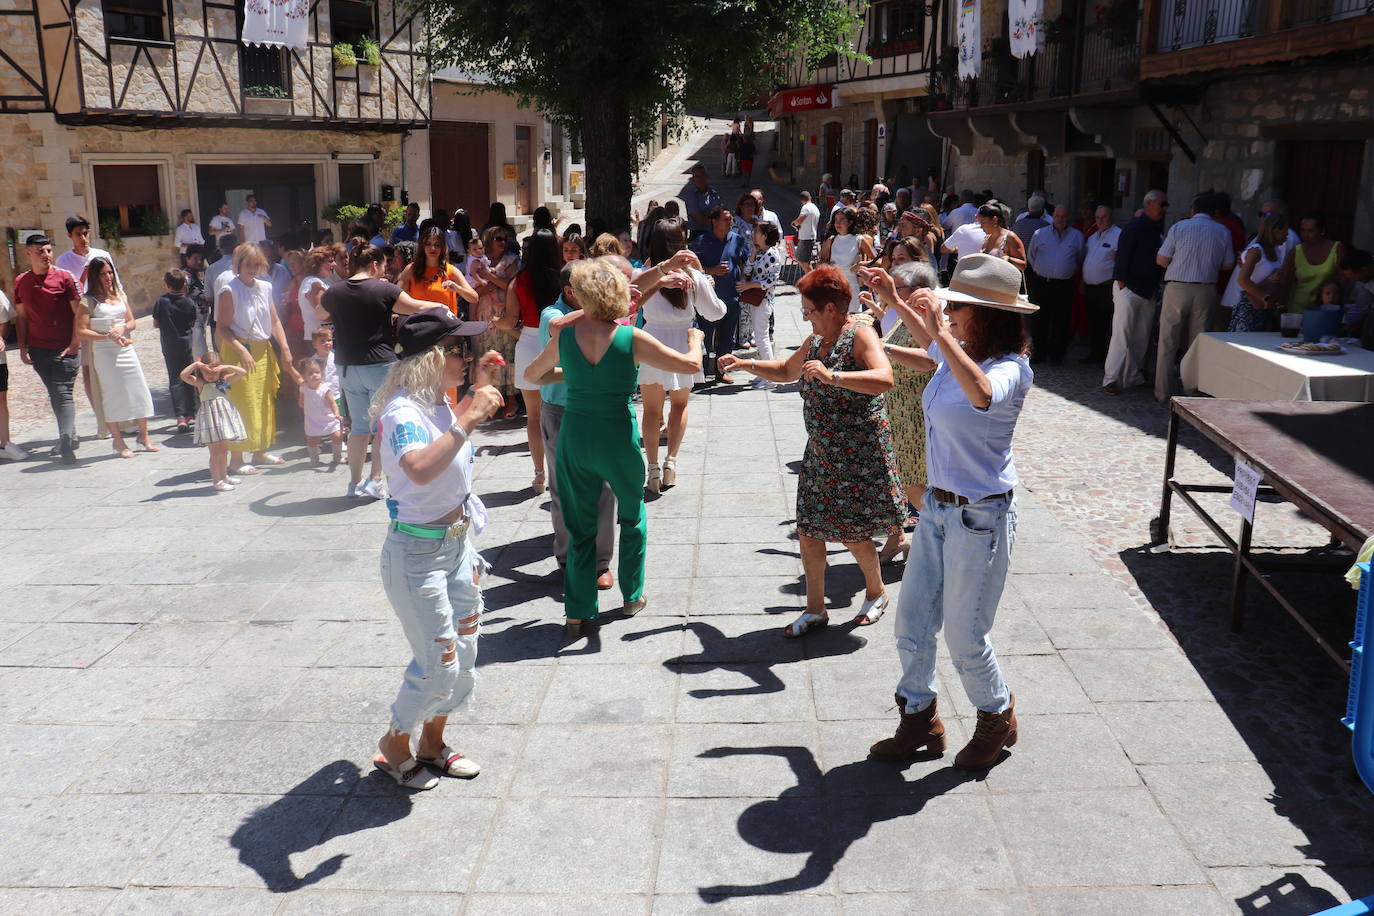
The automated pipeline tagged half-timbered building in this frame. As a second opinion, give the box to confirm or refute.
[0,0,429,304]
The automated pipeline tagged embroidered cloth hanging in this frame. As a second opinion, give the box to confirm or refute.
[1009,0,1045,58]
[957,0,981,78]
[242,0,310,50]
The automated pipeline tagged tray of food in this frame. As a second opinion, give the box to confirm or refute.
[1276,340,1345,356]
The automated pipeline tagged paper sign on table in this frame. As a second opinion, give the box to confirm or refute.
[1229,457,1261,523]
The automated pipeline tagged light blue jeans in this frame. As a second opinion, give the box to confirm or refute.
[894,490,1017,715]
[380,528,482,736]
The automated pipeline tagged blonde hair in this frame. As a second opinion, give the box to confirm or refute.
[571,258,629,321]
[369,347,446,425]
[232,242,269,276]
[588,232,623,257]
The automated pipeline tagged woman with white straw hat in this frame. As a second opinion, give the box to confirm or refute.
[865,253,1037,770]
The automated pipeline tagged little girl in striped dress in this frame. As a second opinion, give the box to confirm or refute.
[179,351,249,491]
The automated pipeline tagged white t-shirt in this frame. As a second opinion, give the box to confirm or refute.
[795,202,820,241]
[299,275,329,340]
[758,208,782,235]
[54,247,118,295]
[174,222,204,253]
[225,276,273,341]
[208,214,234,239]
[237,208,270,243]
[379,392,488,529]
[1081,225,1122,286]
[0,290,13,365]
[944,223,987,257]
[943,202,978,232]
[320,348,340,397]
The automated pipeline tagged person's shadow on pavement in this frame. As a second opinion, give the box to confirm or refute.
[230,760,413,892]
[623,620,866,698]
[695,745,982,900]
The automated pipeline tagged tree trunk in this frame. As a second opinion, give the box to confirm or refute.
[580,91,635,233]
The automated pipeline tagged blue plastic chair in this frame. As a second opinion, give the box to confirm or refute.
[1312,563,1374,916]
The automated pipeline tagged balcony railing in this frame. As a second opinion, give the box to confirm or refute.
[930,21,1140,110]
[1156,0,1371,51]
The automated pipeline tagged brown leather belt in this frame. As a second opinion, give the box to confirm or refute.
[931,487,1013,507]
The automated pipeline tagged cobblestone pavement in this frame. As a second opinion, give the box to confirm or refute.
[1,127,1371,914]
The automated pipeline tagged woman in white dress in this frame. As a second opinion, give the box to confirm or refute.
[821,207,874,313]
[636,217,725,494]
[77,258,156,458]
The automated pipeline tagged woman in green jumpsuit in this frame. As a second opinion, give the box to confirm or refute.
[524,258,705,633]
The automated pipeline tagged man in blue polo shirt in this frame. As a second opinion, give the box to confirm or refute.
[690,206,749,384]
[682,164,721,240]
[538,262,615,588]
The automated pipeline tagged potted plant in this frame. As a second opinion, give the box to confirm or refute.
[359,35,381,68]
[99,217,126,254]
[332,42,357,68]
[144,208,171,241]
[322,200,367,229]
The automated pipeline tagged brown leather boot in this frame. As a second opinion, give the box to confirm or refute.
[870,695,946,759]
[954,693,1018,769]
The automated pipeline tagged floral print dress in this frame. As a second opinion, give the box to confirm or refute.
[796,324,907,543]
[882,321,935,490]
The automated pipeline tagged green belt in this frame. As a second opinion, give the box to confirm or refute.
[393,518,470,540]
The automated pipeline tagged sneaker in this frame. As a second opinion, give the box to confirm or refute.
[358,477,387,500]
[58,438,77,466]
[347,480,361,498]
[0,442,29,461]
[175,419,190,434]
[750,378,776,390]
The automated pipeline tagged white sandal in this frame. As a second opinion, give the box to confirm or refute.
[373,756,440,790]
[662,456,677,488]
[416,746,481,779]
[854,593,889,626]
[646,464,661,494]
[783,611,828,638]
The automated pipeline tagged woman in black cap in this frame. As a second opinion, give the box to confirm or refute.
[369,308,503,790]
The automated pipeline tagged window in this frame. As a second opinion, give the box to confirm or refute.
[103,0,168,42]
[331,0,376,47]
[241,45,290,98]
[338,164,367,205]
[868,0,926,53]
[93,164,163,235]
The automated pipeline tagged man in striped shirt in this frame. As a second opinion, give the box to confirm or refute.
[1153,192,1235,403]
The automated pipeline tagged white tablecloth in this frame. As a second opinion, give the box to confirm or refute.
[1180,332,1374,402]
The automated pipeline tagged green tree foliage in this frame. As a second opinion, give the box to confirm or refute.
[421,0,861,230]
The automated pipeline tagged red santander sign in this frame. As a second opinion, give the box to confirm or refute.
[769,84,836,119]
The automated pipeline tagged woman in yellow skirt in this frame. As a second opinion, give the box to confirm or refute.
[215,242,302,473]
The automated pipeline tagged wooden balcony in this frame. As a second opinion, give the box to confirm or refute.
[1141,0,1374,78]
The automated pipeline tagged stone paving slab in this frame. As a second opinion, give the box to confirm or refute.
[3,123,1372,914]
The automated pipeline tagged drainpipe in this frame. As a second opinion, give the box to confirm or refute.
[400,130,409,205]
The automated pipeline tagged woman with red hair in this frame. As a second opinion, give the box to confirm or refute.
[719,265,906,636]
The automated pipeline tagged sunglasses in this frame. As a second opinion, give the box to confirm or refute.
[944,301,968,312]
[440,343,472,360]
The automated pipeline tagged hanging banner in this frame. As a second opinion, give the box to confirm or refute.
[242,0,310,50]
[1008,0,1044,58]
[958,0,982,79]
[768,84,837,120]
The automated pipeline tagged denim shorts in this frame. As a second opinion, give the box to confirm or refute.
[340,361,393,429]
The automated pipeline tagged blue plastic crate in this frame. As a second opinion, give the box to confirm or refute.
[1344,562,1373,795]
[1311,897,1373,915]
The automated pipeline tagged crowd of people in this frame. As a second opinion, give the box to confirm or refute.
[6,151,1372,791]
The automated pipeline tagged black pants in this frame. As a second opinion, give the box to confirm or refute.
[29,347,80,444]
[1031,275,1073,364]
[700,297,741,377]
[162,343,198,418]
[1084,281,1114,362]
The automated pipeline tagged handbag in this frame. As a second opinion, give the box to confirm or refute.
[740,287,767,307]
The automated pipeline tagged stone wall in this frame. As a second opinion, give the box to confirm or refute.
[1179,62,1374,248]
[1,112,403,311]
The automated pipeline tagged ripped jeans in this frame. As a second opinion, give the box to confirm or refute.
[380,527,482,736]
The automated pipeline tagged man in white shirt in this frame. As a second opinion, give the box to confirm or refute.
[237,195,272,244]
[792,190,820,270]
[941,189,977,232]
[208,202,234,243]
[1081,206,1122,364]
[1027,205,1086,365]
[173,209,204,259]
[941,220,988,258]
[749,189,783,236]
[1154,191,1235,402]
[53,216,118,295]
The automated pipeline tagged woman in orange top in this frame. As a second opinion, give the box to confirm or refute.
[398,226,479,403]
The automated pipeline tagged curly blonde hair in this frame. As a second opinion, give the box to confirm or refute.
[369,347,447,425]
[571,258,629,321]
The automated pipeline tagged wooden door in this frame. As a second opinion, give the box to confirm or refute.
[1283,140,1364,244]
[824,122,843,182]
[429,121,490,217]
[515,125,533,214]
